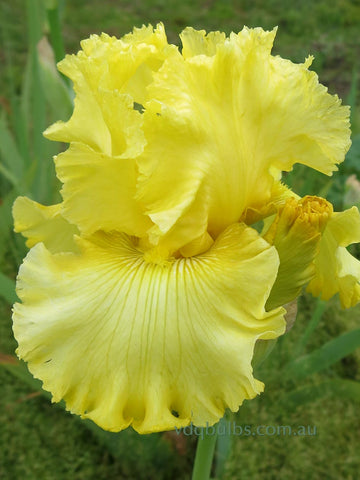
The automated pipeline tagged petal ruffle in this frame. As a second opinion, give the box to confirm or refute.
[43,24,176,238]
[13,223,285,433]
[307,207,360,308]
[43,25,350,255]
[44,23,176,152]
[135,26,350,251]
[55,143,153,236]
[13,196,79,253]
[180,27,226,58]
[45,87,146,158]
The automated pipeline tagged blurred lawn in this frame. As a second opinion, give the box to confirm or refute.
[2,0,360,98]
[1,0,360,479]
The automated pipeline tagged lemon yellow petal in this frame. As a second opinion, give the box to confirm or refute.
[13,223,285,433]
[136,107,211,251]
[55,143,153,236]
[264,196,332,309]
[80,23,176,105]
[13,196,79,253]
[307,207,360,308]
[43,74,112,154]
[180,27,226,58]
[45,87,145,158]
[44,23,176,151]
[43,24,177,238]
[268,55,350,175]
[136,26,350,253]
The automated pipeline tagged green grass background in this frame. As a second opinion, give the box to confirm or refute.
[1,0,360,479]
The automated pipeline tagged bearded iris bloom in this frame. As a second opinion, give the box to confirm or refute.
[12,24,357,434]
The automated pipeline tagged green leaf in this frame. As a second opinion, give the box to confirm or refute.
[253,338,277,369]
[0,162,20,187]
[346,68,358,132]
[0,272,17,304]
[345,134,360,172]
[279,379,360,410]
[215,415,233,479]
[26,0,50,202]
[44,0,67,66]
[285,329,360,380]
[0,7,30,165]
[0,190,18,265]
[20,55,32,158]
[295,298,326,357]
[37,37,73,121]
[0,112,24,179]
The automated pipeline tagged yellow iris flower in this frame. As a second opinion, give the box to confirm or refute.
[12,24,357,433]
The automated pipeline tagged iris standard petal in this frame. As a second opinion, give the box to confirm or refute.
[45,87,146,158]
[44,23,176,150]
[180,27,226,58]
[13,223,285,433]
[136,26,350,251]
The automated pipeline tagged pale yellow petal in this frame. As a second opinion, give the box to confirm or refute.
[55,143,153,236]
[44,23,176,150]
[13,196,79,253]
[136,26,350,253]
[43,74,112,154]
[266,55,350,175]
[45,88,145,159]
[64,23,174,102]
[135,107,211,252]
[322,207,360,246]
[13,223,285,433]
[307,207,360,308]
[180,27,226,58]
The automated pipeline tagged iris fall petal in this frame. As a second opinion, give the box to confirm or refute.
[13,224,285,433]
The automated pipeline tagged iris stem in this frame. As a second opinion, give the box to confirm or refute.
[191,428,218,480]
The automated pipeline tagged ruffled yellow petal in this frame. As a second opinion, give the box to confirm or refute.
[44,23,176,150]
[264,196,332,309]
[43,24,178,238]
[44,71,112,154]
[41,25,350,256]
[180,27,226,58]
[13,196,79,253]
[136,106,211,252]
[135,26,350,253]
[45,87,145,158]
[265,54,350,175]
[80,23,176,105]
[55,143,153,236]
[13,223,285,433]
[307,207,360,308]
